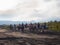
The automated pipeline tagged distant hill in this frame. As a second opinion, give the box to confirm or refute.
[0,21,37,25]
[0,21,29,25]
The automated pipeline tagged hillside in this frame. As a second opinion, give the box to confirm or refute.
[46,21,60,32]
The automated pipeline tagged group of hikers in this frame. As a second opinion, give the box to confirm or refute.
[9,23,48,32]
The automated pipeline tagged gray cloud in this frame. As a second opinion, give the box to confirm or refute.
[0,0,60,22]
[0,14,14,18]
[44,0,51,2]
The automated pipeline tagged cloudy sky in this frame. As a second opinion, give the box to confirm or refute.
[0,0,60,22]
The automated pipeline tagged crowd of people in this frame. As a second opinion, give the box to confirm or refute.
[9,23,48,32]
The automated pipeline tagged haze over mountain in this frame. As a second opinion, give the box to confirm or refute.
[0,21,37,25]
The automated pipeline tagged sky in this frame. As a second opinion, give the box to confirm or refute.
[0,0,60,22]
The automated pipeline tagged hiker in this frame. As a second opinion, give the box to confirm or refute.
[37,23,40,30]
[13,24,16,31]
[32,23,37,32]
[9,24,13,30]
[17,24,20,31]
[19,24,22,31]
[41,23,46,32]
[29,23,33,32]
[21,23,24,32]
[24,23,27,28]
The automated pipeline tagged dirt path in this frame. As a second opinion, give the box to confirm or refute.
[5,32,58,39]
[0,29,7,32]
[0,29,59,39]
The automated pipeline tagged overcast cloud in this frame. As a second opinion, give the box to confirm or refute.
[0,0,60,22]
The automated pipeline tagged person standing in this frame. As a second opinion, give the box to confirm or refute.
[21,23,24,32]
[9,24,13,31]
[13,24,16,31]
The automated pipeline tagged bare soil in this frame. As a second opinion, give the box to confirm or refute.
[0,29,60,45]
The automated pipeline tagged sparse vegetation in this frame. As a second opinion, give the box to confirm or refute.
[46,21,60,32]
[0,24,9,30]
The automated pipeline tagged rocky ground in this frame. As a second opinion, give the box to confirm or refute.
[15,37,60,45]
[0,29,60,45]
